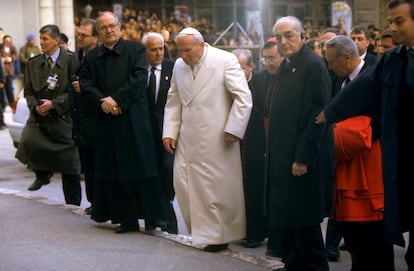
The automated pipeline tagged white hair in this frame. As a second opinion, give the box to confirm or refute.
[142,32,164,47]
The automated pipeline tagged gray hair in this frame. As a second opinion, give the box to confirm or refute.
[39,24,60,39]
[231,48,253,66]
[142,32,164,47]
[324,35,359,58]
[273,16,304,35]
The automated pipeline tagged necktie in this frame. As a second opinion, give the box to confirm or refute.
[342,76,351,89]
[148,66,156,104]
[406,48,414,89]
[47,56,52,70]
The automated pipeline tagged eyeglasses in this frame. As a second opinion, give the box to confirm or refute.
[260,56,277,64]
[98,23,119,32]
[76,33,92,38]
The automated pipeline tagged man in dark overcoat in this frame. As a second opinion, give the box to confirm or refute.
[232,47,268,249]
[267,16,333,271]
[316,1,414,269]
[79,12,167,233]
[15,24,81,205]
[68,18,99,215]
[142,32,177,234]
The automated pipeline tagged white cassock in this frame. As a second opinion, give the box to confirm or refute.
[163,43,252,245]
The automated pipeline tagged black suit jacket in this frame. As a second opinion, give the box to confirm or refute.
[147,59,174,165]
[364,52,379,67]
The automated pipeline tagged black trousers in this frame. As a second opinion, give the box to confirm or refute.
[325,218,343,248]
[79,147,94,204]
[0,101,4,126]
[342,220,395,271]
[35,170,81,206]
[279,224,329,271]
[4,75,14,106]
[159,151,177,230]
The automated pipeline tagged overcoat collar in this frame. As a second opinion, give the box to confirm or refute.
[34,47,68,70]
[97,38,124,58]
[178,43,215,106]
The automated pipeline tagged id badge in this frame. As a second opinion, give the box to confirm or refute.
[47,74,58,90]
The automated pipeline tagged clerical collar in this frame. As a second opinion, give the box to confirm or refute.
[195,43,208,65]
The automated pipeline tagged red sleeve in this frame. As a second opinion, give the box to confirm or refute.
[334,116,372,161]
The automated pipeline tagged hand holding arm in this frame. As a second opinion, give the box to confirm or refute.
[315,110,327,124]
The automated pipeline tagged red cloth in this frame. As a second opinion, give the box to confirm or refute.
[333,116,384,222]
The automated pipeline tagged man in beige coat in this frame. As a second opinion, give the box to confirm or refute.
[163,27,252,252]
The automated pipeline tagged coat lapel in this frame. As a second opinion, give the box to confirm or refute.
[180,44,215,106]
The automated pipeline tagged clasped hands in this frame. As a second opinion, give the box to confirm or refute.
[35,99,53,117]
[101,96,122,115]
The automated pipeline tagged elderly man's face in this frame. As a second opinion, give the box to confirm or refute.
[274,20,303,58]
[97,14,121,47]
[146,36,164,66]
[176,35,204,66]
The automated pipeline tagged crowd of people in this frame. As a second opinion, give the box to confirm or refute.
[1,0,414,270]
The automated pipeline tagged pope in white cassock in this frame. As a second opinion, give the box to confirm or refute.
[162,27,252,252]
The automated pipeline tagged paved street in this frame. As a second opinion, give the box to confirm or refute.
[0,108,409,271]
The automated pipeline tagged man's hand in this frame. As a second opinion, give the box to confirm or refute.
[315,110,327,124]
[163,138,176,154]
[224,132,239,144]
[36,99,53,117]
[101,96,121,115]
[71,80,80,93]
[292,162,308,176]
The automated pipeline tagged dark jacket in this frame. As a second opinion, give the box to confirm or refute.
[266,45,334,226]
[68,49,97,148]
[79,38,158,182]
[15,48,80,174]
[324,45,412,246]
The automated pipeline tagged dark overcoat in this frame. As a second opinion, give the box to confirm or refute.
[324,45,413,246]
[241,71,267,241]
[80,39,168,223]
[80,39,158,182]
[68,49,98,150]
[15,48,80,174]
[266,45,333,227]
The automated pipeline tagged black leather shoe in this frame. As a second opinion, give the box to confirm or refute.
[115,221,139,233]
[161,220,178,234]
[83,206,92,215]
[203,243,229,252]
[244,240,262,248]
[144,220,157,231]
[28,177,51,191]
[326,246,340,262]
